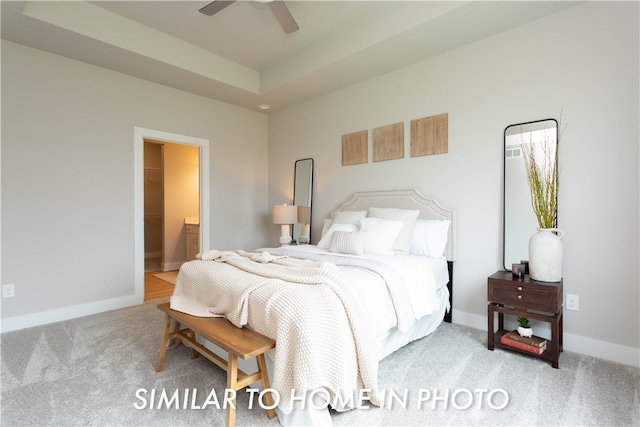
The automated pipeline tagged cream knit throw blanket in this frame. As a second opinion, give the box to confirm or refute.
[170,250,380,413]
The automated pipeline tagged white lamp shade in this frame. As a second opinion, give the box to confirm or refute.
[273,204,297,224]
[273,204,296,245]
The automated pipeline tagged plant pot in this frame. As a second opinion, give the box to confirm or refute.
[528,228,564,282]
[518,326,533,338]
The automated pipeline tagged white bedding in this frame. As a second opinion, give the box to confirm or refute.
[169,245,449,418]
[259,246,450,426]
[264,245,449,338]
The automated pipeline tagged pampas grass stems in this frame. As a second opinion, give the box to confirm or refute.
[521,118,564,229]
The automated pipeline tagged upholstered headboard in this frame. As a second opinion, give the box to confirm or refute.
[334,189,457,262]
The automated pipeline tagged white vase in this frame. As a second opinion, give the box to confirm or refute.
[528,228,564,282]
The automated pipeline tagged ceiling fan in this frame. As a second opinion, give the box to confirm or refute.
[199,0,299,34]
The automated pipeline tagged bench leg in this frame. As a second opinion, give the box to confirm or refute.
[226,354,238,427]
[256,354,276,419]
[185,329,198,359]
[156,314,172,372]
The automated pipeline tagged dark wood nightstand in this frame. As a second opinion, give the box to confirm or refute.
[487,270,563,368]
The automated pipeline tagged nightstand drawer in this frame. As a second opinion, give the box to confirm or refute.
[488,282,560,313]
[487,271,563,314]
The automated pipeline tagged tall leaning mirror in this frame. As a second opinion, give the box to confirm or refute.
[504,119,558,270]
[293,158,313,244]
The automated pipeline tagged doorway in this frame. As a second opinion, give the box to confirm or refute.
[144,139,200,270]
[134,127,210,303]
[143,141,164,273]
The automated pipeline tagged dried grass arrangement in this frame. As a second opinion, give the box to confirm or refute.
[521,121,561,229]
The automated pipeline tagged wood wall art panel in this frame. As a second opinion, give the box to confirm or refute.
[373,122,404,162]
[342,130,368,166]
[410,113,448,157]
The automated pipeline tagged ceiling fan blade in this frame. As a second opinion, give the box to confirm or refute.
[268,0,299,34]
[199,0,236,16]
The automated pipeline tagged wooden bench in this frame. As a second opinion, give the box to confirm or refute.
[156,303,276,427]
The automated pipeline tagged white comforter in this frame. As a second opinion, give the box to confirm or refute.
[265,245,443,336]
[170,247,442,414]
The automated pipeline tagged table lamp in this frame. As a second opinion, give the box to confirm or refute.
[272,204,297,245]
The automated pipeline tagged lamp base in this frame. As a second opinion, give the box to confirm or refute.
[299,223,310,244]
[279,224,292,246]
[279,235,292,245]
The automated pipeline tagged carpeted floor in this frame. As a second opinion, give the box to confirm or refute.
[1,299,638,426]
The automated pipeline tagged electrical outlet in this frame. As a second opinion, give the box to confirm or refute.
[566,293,579,311]
[2,284,15,298]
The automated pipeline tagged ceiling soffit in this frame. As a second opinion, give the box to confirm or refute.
[1,1,582,112]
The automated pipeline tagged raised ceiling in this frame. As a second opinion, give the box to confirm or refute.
[1,1,580,113]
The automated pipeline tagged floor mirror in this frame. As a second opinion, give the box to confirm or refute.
[504,119,558,270]
[293,158,313,243]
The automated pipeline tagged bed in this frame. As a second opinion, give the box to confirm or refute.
[169,189,456,425]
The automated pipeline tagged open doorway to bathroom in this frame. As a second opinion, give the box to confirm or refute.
[143,139,200,300]
[144,140,164,273]
[134,127,210,303]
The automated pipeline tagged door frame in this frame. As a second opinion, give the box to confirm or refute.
[134,127,210,301]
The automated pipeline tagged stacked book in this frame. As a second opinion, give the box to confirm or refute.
[500,330,547,355]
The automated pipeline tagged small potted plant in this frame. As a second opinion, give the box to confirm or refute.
[517,317,533,338]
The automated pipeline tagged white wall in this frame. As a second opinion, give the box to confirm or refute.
[269,2,639,364]
[1,40,269,328]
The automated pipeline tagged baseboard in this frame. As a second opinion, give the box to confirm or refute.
[453,309,640,368]
[0,293,144,333]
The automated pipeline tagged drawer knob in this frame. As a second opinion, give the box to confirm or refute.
[517,286,523,291]
[517,295,523,300]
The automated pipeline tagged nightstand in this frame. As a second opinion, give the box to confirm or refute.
[487,270,563,368]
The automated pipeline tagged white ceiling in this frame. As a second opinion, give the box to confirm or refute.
[1,1,581,113]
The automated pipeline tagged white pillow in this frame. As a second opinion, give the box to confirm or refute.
[368,207,420,255]
[332,210,367,224]
[329,231,365,255]
[358,217,403,255]
[321,218,333,239]
[321,211,367,241]
[410,219,451,257]
[318,223,359,249]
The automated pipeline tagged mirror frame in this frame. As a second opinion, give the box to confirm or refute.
[293,158,314,243]
[503,119,558,271]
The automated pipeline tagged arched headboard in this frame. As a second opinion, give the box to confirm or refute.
[334,189,457,262]
[334,189,457,323]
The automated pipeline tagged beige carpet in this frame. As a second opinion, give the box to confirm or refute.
[152,271,178,285]
[1,299,638,426]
